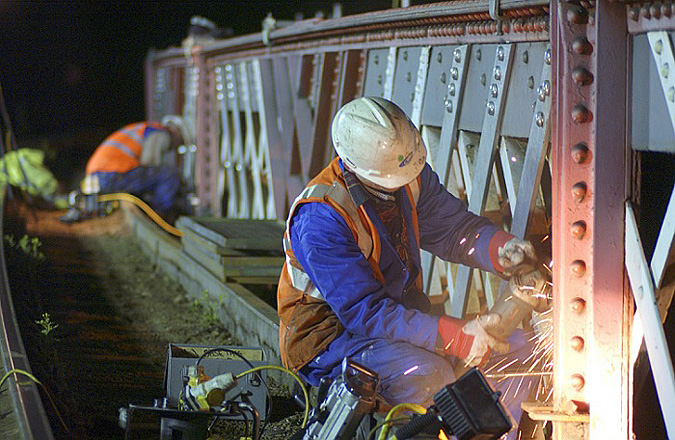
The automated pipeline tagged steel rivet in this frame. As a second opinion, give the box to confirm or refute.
[490,84,499,98]
[544,48,552,65]
[454,48,462,63]
[571,297,586,313]
[571,336,585,351]
[572,37,593,55]
[571,221,587,239]
[567,6,589,24]
[542,80,551,95]
[440,72,447,84]
[571,260,587,277]
[451,67,459,80]
[522,50,529,64]
[374,55,379,65]
[481,73,487,86]
[662,63,670,78]
[571,143,589,163]
[494,66,502,81]
[537,86,546,102]
[668,87,675,102]
[655,39,664,55]
[572,182,587,202]
[527,76,535,89]
[572,66,594,86]
[570,374,585,390]
[487,101,496,116]
[476,48,482,61]
[535,112,545,127]
[497,46,505,61]
[437,52,443,64]
[571,104,591,123]
[449,83,456,96]
[403,51,408,61]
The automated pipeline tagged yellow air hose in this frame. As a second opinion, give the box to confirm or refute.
[97,193,183,237]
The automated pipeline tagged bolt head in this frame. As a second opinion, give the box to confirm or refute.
[449,83,456,96]
[451,67,459,80]
[454,48,462,63]
[497,46,505,61]
[567,6,589,24]
[572,37,593,55]
[662,63,670,79]
[522,50,529,64]
[535,112,545,127]
[490,84,499,98]
[487,101,496,116]
[655,40,664,55]
[572,66,594,86]
[544,48,552,65]
[494,66,502,81]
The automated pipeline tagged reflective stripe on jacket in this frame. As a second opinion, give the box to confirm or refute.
[85,122,163,174]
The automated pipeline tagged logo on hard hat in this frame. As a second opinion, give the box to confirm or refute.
[398,151,413,167]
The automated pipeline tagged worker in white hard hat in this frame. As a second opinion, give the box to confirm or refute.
[277,97,539,437]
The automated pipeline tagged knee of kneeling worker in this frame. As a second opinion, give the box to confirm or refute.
[382,356,455,406]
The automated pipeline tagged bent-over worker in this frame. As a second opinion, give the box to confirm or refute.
[84,117,185,220]
[277,97,539,437]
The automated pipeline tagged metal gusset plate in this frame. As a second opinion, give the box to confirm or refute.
[632,32,675,153]
[363,48,396,99]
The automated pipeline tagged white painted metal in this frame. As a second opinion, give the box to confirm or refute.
[625,202,675,439]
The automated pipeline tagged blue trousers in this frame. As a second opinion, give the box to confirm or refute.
[301,330,536,440]
[92,166,180,215]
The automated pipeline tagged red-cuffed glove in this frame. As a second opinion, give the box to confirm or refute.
[437,314,510,367]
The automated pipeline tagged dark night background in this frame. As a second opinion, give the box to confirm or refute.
[0,0,392,180]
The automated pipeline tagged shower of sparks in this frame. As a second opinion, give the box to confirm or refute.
[460,237,467,245]
[403,365,419,376]
[468,247,475,255]
[540,234,550,242]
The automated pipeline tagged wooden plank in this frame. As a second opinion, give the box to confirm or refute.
[178,217,284,252]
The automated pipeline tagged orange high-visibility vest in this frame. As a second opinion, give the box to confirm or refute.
[85,122,163,174]
[277,157,422,372]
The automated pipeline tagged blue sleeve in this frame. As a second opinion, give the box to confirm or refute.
[289,202,439,352]
[415,164,501,273]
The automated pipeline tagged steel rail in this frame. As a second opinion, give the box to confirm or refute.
[0,185,54,439]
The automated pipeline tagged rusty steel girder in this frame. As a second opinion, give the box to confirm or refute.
[550,2,631,439]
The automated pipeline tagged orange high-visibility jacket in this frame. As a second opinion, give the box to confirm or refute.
[85,122,163,174]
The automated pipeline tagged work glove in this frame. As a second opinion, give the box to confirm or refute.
[497,237,537,276]
[437,314,510,368]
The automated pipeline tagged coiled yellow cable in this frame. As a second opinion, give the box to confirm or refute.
[97,193,183,237]
[236,365,310,428]
[378,402,427,440]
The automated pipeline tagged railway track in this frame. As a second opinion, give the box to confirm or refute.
[2,197,301,439]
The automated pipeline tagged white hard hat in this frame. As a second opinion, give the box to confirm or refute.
[331,97,427,190]
[161,115,192,145]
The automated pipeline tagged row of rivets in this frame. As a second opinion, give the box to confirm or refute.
[630,3,675,21]
[566,4,594,397]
